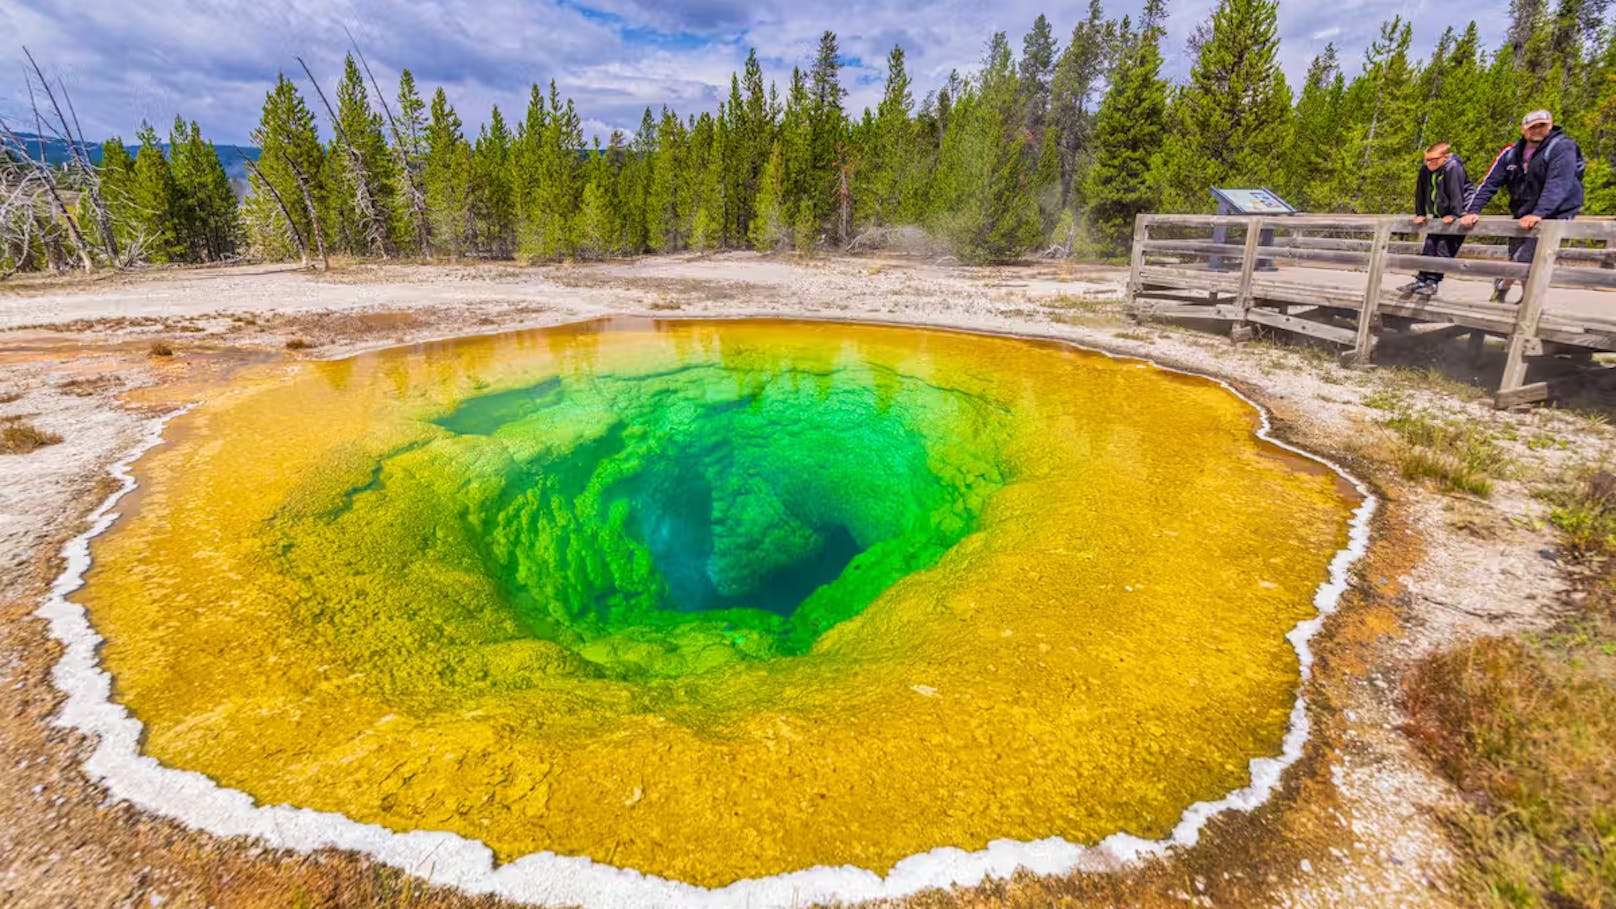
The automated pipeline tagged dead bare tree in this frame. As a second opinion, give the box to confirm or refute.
[21,47,120,266]
[297,55,389,259]
[0,116,93,270]
[345,27,430,256]
[279,150,329,269]
[239,152,309,268]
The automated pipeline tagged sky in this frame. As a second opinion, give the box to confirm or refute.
[0,0,1508,147]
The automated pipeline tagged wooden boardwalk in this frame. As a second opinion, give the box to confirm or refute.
[1126,214,1616,406]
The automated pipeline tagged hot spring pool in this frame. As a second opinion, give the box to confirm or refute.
[65,318,1365,895]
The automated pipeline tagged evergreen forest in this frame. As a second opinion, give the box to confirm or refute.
[4,0,1616,275]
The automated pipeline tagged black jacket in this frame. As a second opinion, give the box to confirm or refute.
[1414,154,1472,218]
[1465,126,1585,218]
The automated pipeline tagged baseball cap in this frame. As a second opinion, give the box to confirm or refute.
[1521,109,1553,127]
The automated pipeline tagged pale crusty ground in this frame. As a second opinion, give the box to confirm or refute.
[1,252,1612,908]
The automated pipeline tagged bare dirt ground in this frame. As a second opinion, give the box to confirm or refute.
[1,253,1610,908]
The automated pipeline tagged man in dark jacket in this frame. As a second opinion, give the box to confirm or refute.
[1399,142,1473,297]
[1459,110,1585,302]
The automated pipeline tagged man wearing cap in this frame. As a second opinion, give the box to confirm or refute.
[1459,110,1585,303]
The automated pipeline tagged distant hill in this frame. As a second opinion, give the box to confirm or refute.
[8,132,261,182]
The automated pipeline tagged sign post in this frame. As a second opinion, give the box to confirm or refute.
[1208,187,1296,271]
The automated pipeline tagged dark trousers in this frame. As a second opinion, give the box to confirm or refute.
[1418,233,1464,284]
[1504,209,1581,277]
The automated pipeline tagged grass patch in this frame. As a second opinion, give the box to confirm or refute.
[1362,389,1405,411]
[1538,468,1616,559]
[0,416,63,454]
[1383,409,1510,497]
[1404,613,1616,907]
[149,341,173,357]
[1405,457,1616,908]
[1385,364,1490,402]
[1046,293,1114,314]
[285,337,313,350]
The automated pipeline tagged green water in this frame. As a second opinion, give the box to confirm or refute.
[425,359,1009,678]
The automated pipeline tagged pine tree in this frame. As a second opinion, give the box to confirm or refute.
[1422,24,1492,166]
[129,124,182,263]
[1019,14,1058,138]
[1162,0,1293,209]
[1050,0,1117,210]
[1032,127,1061,239]
[780,68,815,239]
[860,45,920,226]
[423,87,472,257]
[731,50,777,244]
[472,105,516,257]
[168,118,239,261]
[1341,19,1420,213]
[326,55,398,256]
[245,75,326,262]
[720,80,748,245]
[750,139,787,249]
[394,70,431,254]
[807,32,848,234]
[616,109,657,253]
[691,116,725,251]
[513,82,583,260]
[1280,46,1348,211]
[792,197,817,253]
[576,140,618,258]
[646,107,688,252]
[97,139,140,259]
[1084,4,1170,253]
[928,33,1042,261]
[1583,30,1616,213]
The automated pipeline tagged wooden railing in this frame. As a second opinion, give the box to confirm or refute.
[1126,214,1616,406]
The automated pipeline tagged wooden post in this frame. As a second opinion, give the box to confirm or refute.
[1126,214,1150,322]
[1230,218,1263,342]
[1467,329,1489,367]
[1497,220,1565,404]
[1348,220,1393,366]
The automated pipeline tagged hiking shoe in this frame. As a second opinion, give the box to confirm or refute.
[1411,282,1438,298]
[1396,279,1426,295]
[1489,287,1509,304]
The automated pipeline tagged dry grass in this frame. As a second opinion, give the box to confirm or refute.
[1404,621,1616,907]
[1045,293,1116,314]
[285,337,313,351]
[1404,472,1616,908]
[1382,409,1509,497]
[0,416,62,454]
[149,341,174,357]
[57,374,122,397]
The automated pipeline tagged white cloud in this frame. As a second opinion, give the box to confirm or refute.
[0,0,1512,146]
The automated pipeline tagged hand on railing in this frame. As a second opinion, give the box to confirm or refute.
[1519,214,1542,230]
[1459,214,1480,229]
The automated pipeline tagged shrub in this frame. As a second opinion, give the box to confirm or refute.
[0,417,63,454]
